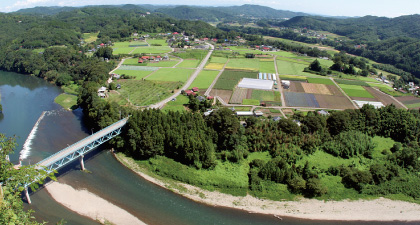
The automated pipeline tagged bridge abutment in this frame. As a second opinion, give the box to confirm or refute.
[79,155,85,171]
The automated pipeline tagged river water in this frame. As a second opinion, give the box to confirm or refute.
[0,71,413,225]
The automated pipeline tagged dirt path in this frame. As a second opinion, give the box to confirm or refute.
[273,56,286,107]
[330,77,359,109]
[149,44,214,109]
[109,57,130,74]
[204,59,230,96]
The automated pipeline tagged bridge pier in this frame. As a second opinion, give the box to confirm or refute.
[79,155,85,171]
[25,187,31,204]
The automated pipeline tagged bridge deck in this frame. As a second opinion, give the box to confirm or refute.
[37,117,128,169]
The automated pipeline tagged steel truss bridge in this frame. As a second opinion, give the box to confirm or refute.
[24,117,129,204]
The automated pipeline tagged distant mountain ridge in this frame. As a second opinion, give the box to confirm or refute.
[15,4,309,21]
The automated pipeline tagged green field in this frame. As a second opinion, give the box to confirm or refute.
[173,50,207,60]
[213,70,256,90]
[337,74,382,83]
[307,77,335,85]
[147,68,194,82]
[131,46,172,54]
[368,82,394,90]
[251,90,275,101]
[242,99,260,105]
[338,84,375,98]
[147,39,168,46]
[188,70,219,90]
[113,69,154,80]
[276,59,313,76]
[123,58,180,67]
[226,58,260,71]
[82,32,99,43]
[176,59,200,68]
[54,94,77,110]
[259,60,276,73]
[118,80,182,106]
[335,79,369,86]
[278,75,307,81]
[210,56,229,64]
[162,95,189,112]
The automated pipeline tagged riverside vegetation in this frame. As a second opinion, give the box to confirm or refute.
[1,4,420,224]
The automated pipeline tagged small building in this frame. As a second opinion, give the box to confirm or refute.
[273,116,282,122]
[254,111,264,117]
[192,87,199,92]
[196,96,206,102]
[116,84,121,89]
[207,96,214,100]
[317,110,330,116]
[98,86,107,98]
[236,111,254,116]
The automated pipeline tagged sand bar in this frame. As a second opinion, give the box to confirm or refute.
[45,182,146,225]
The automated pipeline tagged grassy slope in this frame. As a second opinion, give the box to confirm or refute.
[54,93,77,110]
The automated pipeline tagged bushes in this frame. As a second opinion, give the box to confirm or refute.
[322,131,375,158]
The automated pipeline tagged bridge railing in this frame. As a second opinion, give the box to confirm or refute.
[36,117,129,167]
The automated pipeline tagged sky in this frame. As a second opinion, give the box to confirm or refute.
[0,0,419,17]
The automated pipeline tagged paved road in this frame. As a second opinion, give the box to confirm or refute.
[36,118,128,169]
[149,44,214,109]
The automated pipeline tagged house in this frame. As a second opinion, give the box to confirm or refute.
[204,109,213,116]
[262,47,270,51]
[273,116,282,122]
[138,59,144,63]
[196,96,206,102]
[409,82,415,88]
[185,90,196,96]
[317,110,330,116]
[192,87,199,92]
[141,56,150,60]
[116,84,121,89]
[97,86,107,98]
[207,96,214,100]
[254,111,264,117]
[112,74,121,79]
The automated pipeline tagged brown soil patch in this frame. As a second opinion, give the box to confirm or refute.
[351,97,379,101]
[287,81,305,92]
[327,85,344,96]
[282,109,294,116]
[230,88,248,104]
[395,96,420,102]
[315,94,355,109]
[210,89,232,103]
[246,89,253,99]
[301,83,332,95]
[365,87,405,109]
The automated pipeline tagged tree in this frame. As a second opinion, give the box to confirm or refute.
[309,59,322,72]
[0,134,56,224]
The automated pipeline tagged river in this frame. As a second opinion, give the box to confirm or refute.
[0,71,412,225]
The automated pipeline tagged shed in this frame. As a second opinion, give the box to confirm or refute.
[254,111,264,117]
[317,110,329,116]
[236,111,254,116]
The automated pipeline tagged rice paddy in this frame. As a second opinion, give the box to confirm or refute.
[147,68,194,82]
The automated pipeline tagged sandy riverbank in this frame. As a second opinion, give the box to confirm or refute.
[45,182,146,225]
[115,153,420,222]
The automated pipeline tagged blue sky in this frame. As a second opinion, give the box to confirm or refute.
[0,0,419,17]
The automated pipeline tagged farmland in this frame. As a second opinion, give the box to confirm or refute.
[226,58,260,71]
[279,75,307,82]
[210,57,229,64]
[338,84,375,99]
[113,69,155,80]
[307,77,335,85]
[334,79,369,86]
[131,46,172,54]
[117,79,182,106]
[230,88,249,104]
[176,59,200,68]
[213,69,257,90]
[395,96,420,109]
[161,95,189,112]
[252,90,275,102]
[284,92,319,107]
[259,60,276,73]
[147,68,194,82]
[123,58,180,67]
[301,83,333,95]
[173,50,207,60]
[188,70,219,90]
[205,63,225,70]
[364,87,406,108]
[276,59,313,76]
[242,99,260,105]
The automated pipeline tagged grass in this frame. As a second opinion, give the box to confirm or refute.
[210,57,228,64]
[107,91,129,106]
[278,75,307,81]
[162,95,189,112]
[113,69,154,80]
[54,93,77,110]
[379,87,412,97]
[242,99,260,105]
[61,83,79,95]
[337,74,382,83]
[188,70,219,90]
[276,59,313,76]
[173,50,207,60]
[251,90,275,102]
[118,79,182,106]
[205,63,225,70]
[335,79,369,86]
[147,39,167,46]
[213,70,256,90]
[131,46,172,54]
[338,84,375,98]
[176,59,200,68]
[371,136,395,158]
[406,102,420,109]
[368,82,394,90]
[307,77,335,85]
[226,58,260,71]
[259,60,276,73]
[147,68,194,82]
[229,106,252,111]
[82,32,99,43]
[269,108,281,113]
[123,58,180,67]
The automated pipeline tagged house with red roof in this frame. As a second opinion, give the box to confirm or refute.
[192,87,199,92]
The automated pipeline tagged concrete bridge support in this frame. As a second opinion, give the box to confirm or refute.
[79,154,85,171]
[25,187,31,204]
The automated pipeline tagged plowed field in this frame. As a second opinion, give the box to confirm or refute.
[301,83,332,95]
[314,95,355,109]
[230,88,249,104]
